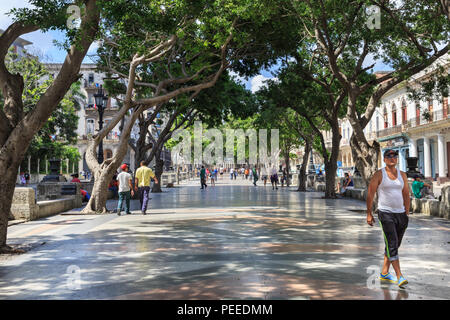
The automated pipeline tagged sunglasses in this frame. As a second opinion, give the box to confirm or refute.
[385,154,398,159]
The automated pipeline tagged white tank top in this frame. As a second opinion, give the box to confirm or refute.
[378,167,405,213]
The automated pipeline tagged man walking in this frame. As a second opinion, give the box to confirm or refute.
[135,161,158,215]
[366,149,410,288]
[200,165,207,189]
[116,164,134,216]
[252,167,258,186]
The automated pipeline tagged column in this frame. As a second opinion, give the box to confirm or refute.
[437,134,446,180]
[423,136,432,178]
[409,138,417,157]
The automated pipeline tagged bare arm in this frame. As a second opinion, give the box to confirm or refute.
[401,172,411,215]
[366,171,381,226]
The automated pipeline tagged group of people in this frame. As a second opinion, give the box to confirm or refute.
[19,172,30,185]
[114,161,159,216]
[70,162,161,216]
[198,165,291,190]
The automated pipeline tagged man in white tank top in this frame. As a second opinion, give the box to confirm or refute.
[366,149,411,288]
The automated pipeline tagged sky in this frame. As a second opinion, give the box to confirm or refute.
[2,1,392,94]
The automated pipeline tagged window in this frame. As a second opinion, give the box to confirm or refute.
[376,117,379,132]
[401,100,407,124]
[86,119,95,135]
[392,104,397,126]
[415,102,421,125]
[88,73,94,85]
[428,98,433,122]
[383,107,388,129]
[87,93,94,106]
[444,97,448,118]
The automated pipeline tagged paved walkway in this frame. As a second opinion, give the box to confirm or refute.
[1,177,449,299]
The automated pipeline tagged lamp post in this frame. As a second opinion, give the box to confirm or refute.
[94,85,107,164]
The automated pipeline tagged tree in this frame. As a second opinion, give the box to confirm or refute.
[0,0,100,253]
[285,0,449,185]
[82,0,276,213]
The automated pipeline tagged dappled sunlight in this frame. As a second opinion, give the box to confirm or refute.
[1,184,448,300]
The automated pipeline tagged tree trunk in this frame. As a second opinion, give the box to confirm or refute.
[82,107,143,213]
[0,161,24,253]
[350,133,380,186]
[284,150,291,187]
[0,0,100,250]
[297,140,310,192]
[347,94,380,186]
[323,123,341,198]
[152,149,164,193]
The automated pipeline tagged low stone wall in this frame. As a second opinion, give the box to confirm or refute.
[10,187,83,221]
[38,198,78,219]
[315,181,450,220]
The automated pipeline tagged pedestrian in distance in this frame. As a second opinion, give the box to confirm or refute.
[261,165,268,186]
[252,167,258,186]
[200,165,208,189]
[270,166,278,190]
[366,149,410,288]
[24,172,30,185]
[19,172,26,185]
[116,164,134,216]
[210,168,217,186]
[70,173,81,183]
[135,161,158,215]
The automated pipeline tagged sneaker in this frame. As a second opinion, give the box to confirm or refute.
[126,212,131,215]
[379,272,397,283]
[398,276,408,288]
[142,212,147,215]
[117,212,121,216]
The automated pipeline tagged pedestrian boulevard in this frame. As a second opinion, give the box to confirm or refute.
[1,178,449,299]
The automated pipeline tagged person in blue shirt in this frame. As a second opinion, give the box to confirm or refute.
[340,172,354,194]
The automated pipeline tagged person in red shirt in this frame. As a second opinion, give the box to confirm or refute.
[70,174,81,183]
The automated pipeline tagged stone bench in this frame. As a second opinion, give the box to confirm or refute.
[340,185,450,220]
[10,187,83,221]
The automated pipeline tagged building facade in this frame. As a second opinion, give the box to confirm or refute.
[331,54,450,182]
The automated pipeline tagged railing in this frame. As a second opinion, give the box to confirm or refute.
[404,108,449,128]
[375,124,403,138]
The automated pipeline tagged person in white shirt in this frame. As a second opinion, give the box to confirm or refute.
[366,149,410,288]
[261,165,268,186]
[116,163,134,216]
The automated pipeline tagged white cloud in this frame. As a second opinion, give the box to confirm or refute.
[228,70,247,84]
[250,74,278,93]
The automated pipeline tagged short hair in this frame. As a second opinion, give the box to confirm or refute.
[140,161,146,166]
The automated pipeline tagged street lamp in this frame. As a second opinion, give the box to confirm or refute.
[94,85,107,164]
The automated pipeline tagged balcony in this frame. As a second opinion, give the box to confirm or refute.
[376,124,403,138]
[404,108,449,129]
